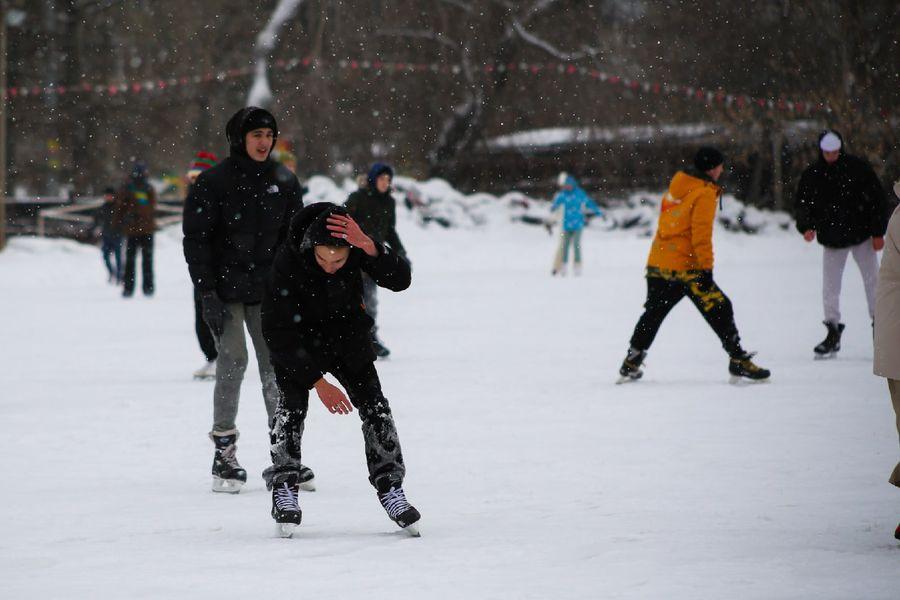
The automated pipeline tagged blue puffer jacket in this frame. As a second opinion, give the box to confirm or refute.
[551,175,603,231]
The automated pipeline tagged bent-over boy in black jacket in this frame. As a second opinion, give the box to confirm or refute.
[261,202,420,537]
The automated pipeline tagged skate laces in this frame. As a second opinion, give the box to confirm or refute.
[274,482,299,511]
[218,443,242,470]
[379,487,411,519]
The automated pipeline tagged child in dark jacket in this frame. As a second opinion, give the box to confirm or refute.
[94,186,122,284]
[261,202,420,537]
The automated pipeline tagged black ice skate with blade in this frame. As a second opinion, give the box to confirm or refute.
[728,351,771,384]
[616,348,647,384]
[378,486,421,537]
[211,434,247,493]
[272,481,302,538]
[372,337,391,360]
[814,321,844,360]
[297,464,316,492]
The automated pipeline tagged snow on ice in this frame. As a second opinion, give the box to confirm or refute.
[0,180,897,599]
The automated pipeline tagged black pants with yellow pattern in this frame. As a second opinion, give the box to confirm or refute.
[629,268,743,357]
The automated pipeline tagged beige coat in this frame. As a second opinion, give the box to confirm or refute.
[874,204,900,379]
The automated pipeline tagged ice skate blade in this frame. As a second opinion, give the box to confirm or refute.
[402,523,421,537]
[729,375,770,386]
[276,523,297,538]
[212,477,244,494]
[813,352,837,360]
[298,479,316,492]
[193,374,215,381]
[615,374,642,385]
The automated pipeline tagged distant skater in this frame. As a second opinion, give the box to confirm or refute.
[795,130,887,358]
[550,172,603,276]
[617,147,770,384]
[94,186,122,284]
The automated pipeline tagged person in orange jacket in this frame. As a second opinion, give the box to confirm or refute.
[617,147,770,384]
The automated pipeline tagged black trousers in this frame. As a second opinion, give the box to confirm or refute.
[629,270,743,357]
[123,234,154,295]
[193,288,218,362]
[262,360,405,493]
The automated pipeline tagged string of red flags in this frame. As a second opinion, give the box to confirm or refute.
[3,56,835,116]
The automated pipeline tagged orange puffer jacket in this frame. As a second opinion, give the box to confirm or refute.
[646,170,721,272]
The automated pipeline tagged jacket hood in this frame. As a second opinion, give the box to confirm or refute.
[226,107,279,159]
[366,162,394,191]
[288,202,352,255]
[669,170,718,199]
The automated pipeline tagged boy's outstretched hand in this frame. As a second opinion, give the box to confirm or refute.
[326,214,377,257]
[314,378,354,415]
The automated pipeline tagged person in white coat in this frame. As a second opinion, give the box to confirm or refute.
[872,177,900,541]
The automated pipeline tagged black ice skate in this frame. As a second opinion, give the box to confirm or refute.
[728,351,771,384]
[378,486,421,537]
[616,347,647,384]
[814,321,844,359]
[297,464,316,492]
[372,337,391,360]
[211,434,247,493]
[272,480,303,538]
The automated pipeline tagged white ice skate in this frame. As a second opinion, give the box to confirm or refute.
[193,360,216,380]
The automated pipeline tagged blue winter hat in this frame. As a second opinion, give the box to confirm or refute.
[131,161,148,180]
[367,162,394,190]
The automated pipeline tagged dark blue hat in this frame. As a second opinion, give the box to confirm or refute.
[367,162,394,190]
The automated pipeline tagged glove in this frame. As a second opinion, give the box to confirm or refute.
[200,290,230,337]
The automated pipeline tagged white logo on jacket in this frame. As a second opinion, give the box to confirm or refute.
[267,185,280,194]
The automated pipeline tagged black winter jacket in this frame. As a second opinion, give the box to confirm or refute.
[261,203,411,389]
[183,155,303,303]
[794,147,887,248]
[344,188,407,256]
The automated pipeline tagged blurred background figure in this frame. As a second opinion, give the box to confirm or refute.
[93,186,122,284]
[114,161,157,298]
[344,163,408,359]
[550,172,603,277]
[186,151,219,380]
[795,130,887,359]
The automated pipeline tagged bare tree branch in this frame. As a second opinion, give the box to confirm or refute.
[512,20,599,61]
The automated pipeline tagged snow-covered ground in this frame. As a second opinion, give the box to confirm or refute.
[1,201,898,599]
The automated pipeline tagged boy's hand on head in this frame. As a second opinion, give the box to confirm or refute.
[326,214,377,256]
[313,378,353,415]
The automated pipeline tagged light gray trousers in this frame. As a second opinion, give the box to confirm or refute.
[362,273,379,336]
[212,303,281,434]
[822,239,879,324]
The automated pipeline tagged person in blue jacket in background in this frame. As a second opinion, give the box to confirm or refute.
[550,172,604,276]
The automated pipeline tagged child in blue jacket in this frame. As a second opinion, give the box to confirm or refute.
[551,172,603,275]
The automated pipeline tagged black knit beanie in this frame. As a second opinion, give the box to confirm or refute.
[226,107,279,156]
[300,205,352,251]
[694,147,724,172]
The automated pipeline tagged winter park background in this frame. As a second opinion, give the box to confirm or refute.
[2,1,900,598]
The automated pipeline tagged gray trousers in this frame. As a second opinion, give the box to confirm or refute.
[362,273,379,337]
[822,240,879,323]
[212,303,281,434]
